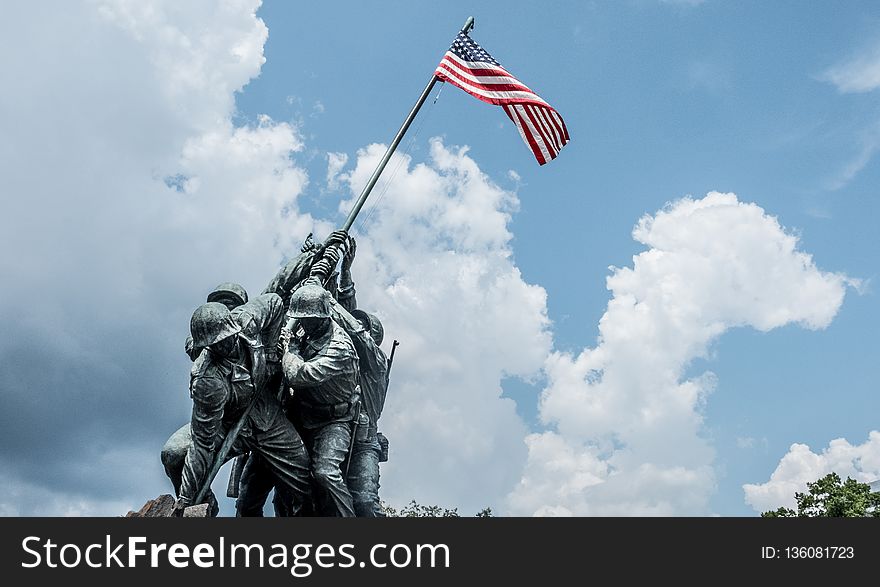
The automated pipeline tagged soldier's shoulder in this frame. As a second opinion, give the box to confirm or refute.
[331,320,355,343]
[328,322,358,355]
[232,293,280,331]
[190,366,227,395]
[190,351,224,380]
[257,292,282,304]
[190,348,210,376]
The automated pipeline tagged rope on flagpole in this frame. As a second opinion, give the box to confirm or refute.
[338,16,473,236]
[351,81,446,238]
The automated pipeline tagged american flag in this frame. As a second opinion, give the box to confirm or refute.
[434,32,570,165]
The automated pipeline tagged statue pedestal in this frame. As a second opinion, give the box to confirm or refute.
[125,494,209,517]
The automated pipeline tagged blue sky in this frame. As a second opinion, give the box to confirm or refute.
[235,1,879,514]
[0,0,877,516]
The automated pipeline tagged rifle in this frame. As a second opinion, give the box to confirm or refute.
[189,388,261,509]
[375,340,398,465]
[226,453,249,499]
[387,340,399,376]
[344,341,397,478]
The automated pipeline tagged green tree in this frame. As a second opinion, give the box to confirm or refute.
[762,473,880,517]
[380,500,493,517]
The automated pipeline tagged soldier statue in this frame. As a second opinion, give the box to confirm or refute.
[280,284,361,517]
[336,236,389,517]
[161,231,393,517]
[175,294,312,516]
[160,282,249,514]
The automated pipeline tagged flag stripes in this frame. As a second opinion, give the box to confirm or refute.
[434,32,569,164]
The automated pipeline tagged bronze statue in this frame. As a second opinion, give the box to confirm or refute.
[175,294,312,516]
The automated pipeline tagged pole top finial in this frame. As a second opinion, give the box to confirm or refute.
[461,16,475,35]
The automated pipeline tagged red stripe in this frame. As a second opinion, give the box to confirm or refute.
[551,109,570,142]
[441,53,520,80]
[538,107,565,149]
[534,106,561,151]
[436,73,549,108]
[434,44,570,164]
[505,106,547,165]
[435,61,536,94]
[545,107,568,148]
[523,105,558,159]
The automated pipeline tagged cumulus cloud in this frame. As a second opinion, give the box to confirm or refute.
[0,1,854,519]
[330,140,552,512]
[0,0,318,515]
[509,193,852,515]
[743,432,880,513]
[0,0,552,516]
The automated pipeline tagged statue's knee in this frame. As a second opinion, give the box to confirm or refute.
[161,425,190,469]
[353,502,370,517]
[312,462,341,488]
[160,446,177,469]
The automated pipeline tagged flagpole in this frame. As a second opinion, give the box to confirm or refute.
[341,16,475,232]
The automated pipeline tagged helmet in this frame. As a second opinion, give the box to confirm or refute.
[206,282,248,308]
[288,284,331,318]
[190,302,242,348]
[352,309,384,346]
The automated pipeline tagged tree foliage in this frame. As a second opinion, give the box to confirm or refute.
[762,472,880,517]
[381,500,493,517]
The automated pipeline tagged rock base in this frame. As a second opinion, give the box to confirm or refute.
[125,494,209,517]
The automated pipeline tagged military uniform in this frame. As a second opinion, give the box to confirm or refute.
[262,244,341,311]
[283,318,360,517]
[334,284,389,517]
[234,247,334,516]
[161,282,249,513]
[235,237,347,516]
[177,294,311,514]
[224,233,352,516]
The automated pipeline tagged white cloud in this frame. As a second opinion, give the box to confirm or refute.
[0,0,553,516]
[326,152,349,189]
[0,1,855,520]
[818,41,880,189]
[334,140,552,513]
[743,432,880,513]
[0,0,321,514]
[91,0,268,129]
[509,192,851,515]
[820,41,880,94]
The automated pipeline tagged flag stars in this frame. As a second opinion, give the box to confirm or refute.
[435,31,568,164]
[449,33,501,66]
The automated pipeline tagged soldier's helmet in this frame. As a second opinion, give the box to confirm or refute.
[288,284,331,319]
[206,282,248,308]
[352,309,384,346]
[190,302,242,348]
